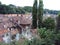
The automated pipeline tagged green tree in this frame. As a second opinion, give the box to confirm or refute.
[23,6,32,13]
[55,13,60,45]
[56,13,60,31]
[38,0,43,28]
[43,17,55,30]
[32,0,37,29]
[27,28,56,45]
[0,2,2,5]
[28,38,41,45]
[38,28,56,45]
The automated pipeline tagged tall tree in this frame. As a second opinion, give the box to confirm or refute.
[0,2,2,5]
[32,0,37,29]
[38,0,43,28]
[43,17,55,30]
[55,13,60,45]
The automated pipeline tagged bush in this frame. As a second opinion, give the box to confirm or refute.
[56,13,60,31]
[37,28,56,45]
[43,17,55,30]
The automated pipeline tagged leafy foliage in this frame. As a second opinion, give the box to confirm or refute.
[23,6,32,13]
[38,0,43,28]
[37,28,56,45]
[0,2,59,14]
[0,2,32,14]
[32,0,37,29]
[56,13,60,31]
[43,17,55,30]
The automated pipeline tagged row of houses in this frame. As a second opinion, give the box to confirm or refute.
[0,14,33,43]
[0,13,57,43]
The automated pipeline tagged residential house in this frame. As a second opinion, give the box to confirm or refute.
[0,14,33,42]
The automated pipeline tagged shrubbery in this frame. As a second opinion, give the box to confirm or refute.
[43,17,55,30]
[38,28,56,45]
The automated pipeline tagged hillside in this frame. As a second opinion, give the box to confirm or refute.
[0,2,60,15]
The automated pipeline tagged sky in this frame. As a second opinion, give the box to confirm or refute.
[0,0,60,10]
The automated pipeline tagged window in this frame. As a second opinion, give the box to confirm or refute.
[11,35,16,40]
[6,33,8,36]
[2,35,4,37]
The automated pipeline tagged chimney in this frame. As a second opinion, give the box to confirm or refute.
[21,14,23,19]
[17,14,18,16]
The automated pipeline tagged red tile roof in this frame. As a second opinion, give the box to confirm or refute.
[0,14,32,35]
[0,37,3,42]
[0,30,9,35]
[20,15,32,25]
